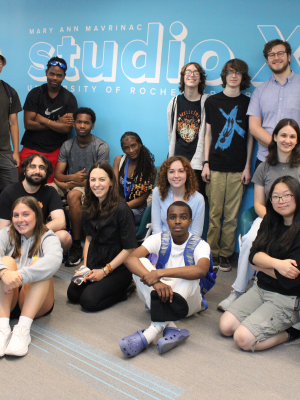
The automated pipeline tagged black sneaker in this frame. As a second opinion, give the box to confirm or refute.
[212,256,220,272]
[65,243,83,266]
[219,256,232,272]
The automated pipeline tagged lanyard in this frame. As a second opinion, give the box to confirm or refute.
[124,157,134,200]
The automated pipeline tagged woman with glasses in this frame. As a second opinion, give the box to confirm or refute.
[219,175,300,351]
[219,119,300,311]
[167,62,208,196]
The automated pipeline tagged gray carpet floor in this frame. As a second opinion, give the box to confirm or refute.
[2,262,300,400]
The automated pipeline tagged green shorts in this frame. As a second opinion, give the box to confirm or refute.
[227,282,300,342]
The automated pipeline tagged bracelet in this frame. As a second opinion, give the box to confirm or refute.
[102,267,107,277]
[202,160,209,167]
[0,269,8,279]
[106,263,113,274]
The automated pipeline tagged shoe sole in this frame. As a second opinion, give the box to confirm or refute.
[218,266,232,272]
[158,334,189,355]
[65,258,82,267]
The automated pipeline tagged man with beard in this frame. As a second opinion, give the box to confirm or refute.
[0,154,71,252]
[248,39,300,167]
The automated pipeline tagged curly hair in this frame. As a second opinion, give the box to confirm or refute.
[83,162,120,220]
[9,196,48,259]
[19,153,53,183]
[179,62,206,94]
[120,132,156,200]
[220,59,251,91]
[263,39,292,60]
[157,156,198,201]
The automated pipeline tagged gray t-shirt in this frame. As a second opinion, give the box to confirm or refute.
[252,161,300,200]
[58,135,109,175]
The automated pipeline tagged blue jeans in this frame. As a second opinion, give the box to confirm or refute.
[132,205,146,225]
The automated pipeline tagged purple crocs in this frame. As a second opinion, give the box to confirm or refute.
[119,330,149,358]
[157,327,190,355]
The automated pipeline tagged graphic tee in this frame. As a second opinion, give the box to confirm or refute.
[205,92,250,172]
[175,94,201,161]
[22,84,78,152]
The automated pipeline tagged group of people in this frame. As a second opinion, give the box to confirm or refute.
[1,36,300,358]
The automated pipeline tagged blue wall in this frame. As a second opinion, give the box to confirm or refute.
[1,0,300,232]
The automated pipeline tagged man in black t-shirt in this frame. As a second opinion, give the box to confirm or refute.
[21,56,78,183]
[167,62,209,196]
[202,59,253,272]
[0,49,23,191]
[0,154,72,253]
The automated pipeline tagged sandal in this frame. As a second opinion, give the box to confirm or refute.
[157,327,190,355]
[119,330,148,358]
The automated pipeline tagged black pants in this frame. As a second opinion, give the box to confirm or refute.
[194,169,206,198]
[67,266,132,312]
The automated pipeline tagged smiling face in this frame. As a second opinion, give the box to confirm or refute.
[12,203,37,239]
[274,124,298,156]
[167,205,192,243]
[184,64,201,89]
[74,113,94,138]
[271,182,296,225]
[89,168,112,203]
[167,160,187,190]
[121,136,142,161]
[46,65,66,90]
[25,156,47,186]
[225,68,242,89]
[266,44,291,75]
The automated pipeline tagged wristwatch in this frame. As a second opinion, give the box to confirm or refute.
[202,161,209,167]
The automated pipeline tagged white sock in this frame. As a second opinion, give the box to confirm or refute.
[143,321,178,344]
[166,321,177,329]
[18,316,33,330]
[0,317,10,329]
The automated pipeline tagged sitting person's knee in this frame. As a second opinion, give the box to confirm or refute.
[233,326,254,351]
[67,283,80,304]
[219,312,237,337]
[1,256,18,270]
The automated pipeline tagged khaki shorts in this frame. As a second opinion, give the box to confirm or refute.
[47,182,85,203]
[227,282,300,342]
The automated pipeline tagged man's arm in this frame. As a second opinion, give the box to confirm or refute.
[54,161,87,186]
[249,116,272,148]
[9,113,20,167]
[35,113,73,134]
[24,111,48,131]
[96,142,109,163]
[47,209,66,232]
[201,122,212,183]
[241,131,253,185]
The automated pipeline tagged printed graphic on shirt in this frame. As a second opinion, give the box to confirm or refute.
[215,106,245,151]
[177,110,200,143]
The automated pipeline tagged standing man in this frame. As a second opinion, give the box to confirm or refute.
[202,59,253,271]
[248,39,300,167]
[53,107,109,266]
[21,56,78,182]
[0,49,22,191]
[167,62,209,196]
[0,154,72,253]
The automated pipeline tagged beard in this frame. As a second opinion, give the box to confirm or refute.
[269,59,290,75]
[25,173,47,186]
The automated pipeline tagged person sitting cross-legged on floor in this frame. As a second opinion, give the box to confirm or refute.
[120,201,210,357]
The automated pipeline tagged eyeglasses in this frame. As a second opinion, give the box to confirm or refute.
[267,51,287,60]
[270,194,294,203]
[226,70,242,76]
[49,61,66,70]
[185,70,200,76]
[27,164,47,171]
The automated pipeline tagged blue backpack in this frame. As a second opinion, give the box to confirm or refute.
[156,231,216,311]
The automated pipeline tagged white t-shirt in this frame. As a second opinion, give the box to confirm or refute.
[143,232,210,269]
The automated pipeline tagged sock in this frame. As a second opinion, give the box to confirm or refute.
[166,321,177,329]
[0,317,10,329]
[18,316,33,330]
[73,240,81,247]
[143,321,168,344]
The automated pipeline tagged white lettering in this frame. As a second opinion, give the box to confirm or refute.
[92,86,97,92]
[137,24,142,30]
[86,26,91,31]
[59,27,64,32]
[140,87,146,94]
[130,87,135,94]
[71,86,75,92]
[49,28,53,33]
[74,26,78,32]
[84,86,88,92]
[160,88,166,95]
[37,29,40,34]
[30,29,34,34]
[116,86,120,93]
[109,25,113,31]
[106,86,112,93]
[150,88,156,95]
[121,25,126,30]
[67,27,71,32]
[129,25,134,30]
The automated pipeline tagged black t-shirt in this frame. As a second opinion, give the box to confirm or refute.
[174,94,201,161]
[249,222,300,296]
[0,181,63,222]
[22,84,78,152]
[205,92,250,172]
[85,199,137,270]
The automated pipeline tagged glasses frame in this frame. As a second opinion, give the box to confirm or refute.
[184,70,200,77]
[270,194,294,204]
[49,61,66,70]
[267,51,287,60]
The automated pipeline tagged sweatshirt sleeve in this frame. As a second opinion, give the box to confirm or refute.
[18,231,63,284]
[0,228,12,271]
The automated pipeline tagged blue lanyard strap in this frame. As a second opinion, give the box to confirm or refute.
[124,157,134,200]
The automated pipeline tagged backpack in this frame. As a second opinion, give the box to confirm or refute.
[156,230,216,311]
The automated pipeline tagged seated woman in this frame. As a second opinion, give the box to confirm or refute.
[113,132,157,225]
[0,196,62,357]
[152,155,205,236]
[219,176,300,351]
[219,119,300,310]
[67,162,137,311]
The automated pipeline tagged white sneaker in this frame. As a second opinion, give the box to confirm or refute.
[0,327,11,357]
[4,325,31,356]
[218,289,243,311]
